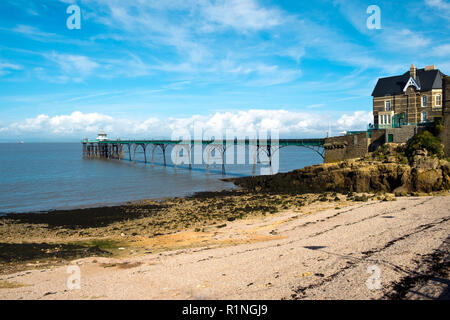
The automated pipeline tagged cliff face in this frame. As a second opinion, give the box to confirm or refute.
[231,156,450,194]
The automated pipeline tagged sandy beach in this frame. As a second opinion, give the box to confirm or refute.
[1,193,449,300]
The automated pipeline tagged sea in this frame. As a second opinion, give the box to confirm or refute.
[0,143,323,214]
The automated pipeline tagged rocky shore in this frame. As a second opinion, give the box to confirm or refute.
[229,150,450,194]
[1,151,449,281]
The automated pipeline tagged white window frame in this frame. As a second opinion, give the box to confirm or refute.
[422,95,427,107]
[435,94,441,107]
[421,112,427,122]
[385,100,391,111]
[379,114,391,125]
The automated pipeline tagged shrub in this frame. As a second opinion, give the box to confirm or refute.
[374,144,389,155]
[404,130,444,161]
[432,117,444,136]
[397,155,408,164]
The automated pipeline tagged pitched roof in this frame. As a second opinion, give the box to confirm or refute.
[372,68,445,97]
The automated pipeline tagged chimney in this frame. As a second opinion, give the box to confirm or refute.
[410,64,416,79]
[425,65,436,71]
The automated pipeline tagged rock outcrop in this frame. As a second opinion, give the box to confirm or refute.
[230,156,450,194]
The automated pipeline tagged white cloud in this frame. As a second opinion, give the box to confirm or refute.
[9,0,404,86]
[333,0,369,34]
[201,0,282,32]
[425,0,450,21]
[64,0,302,86]
[38,53,100,83]
[11,25,57,39]
[379,29,431,49]
[247,66,302,86]
[337,111,373,128]
[49,53,99,75]
[0,110,373,139]
[0,63,21,69]
[432,44,450,56]
[7,112,114,135]
[82,0,212,65]
[208,60,302,86]
[278,47,305,64]
[0,62,21,76]
[425,0,450,11]
[86,0,282,33]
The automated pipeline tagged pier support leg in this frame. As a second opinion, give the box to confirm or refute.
[221,146,226,175]
[174,146,179,170]
[82,143,87,158]
[143,144,147,164]
[162,145,167,166]
[163,148,166,166]
[188,145,192,170]
[119,145,123,160]
[251,145,259,177]
[151,145,156,167]
[205,145,211,175]
[267,145,272,167]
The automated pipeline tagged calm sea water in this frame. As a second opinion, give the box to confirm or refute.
[0,143,322,214]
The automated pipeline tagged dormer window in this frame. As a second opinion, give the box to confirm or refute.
[385,100,391,111]
[422,95,427,107]
[403,76,421,92]
[435,94,442,107]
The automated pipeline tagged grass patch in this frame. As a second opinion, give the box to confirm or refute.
[68,239,124,252]
[0,280,28,289]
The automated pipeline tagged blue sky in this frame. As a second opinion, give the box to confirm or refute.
[0,0,449,141]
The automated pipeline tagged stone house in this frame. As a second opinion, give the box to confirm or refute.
[324,65,449,162]
[372,64,445,130]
